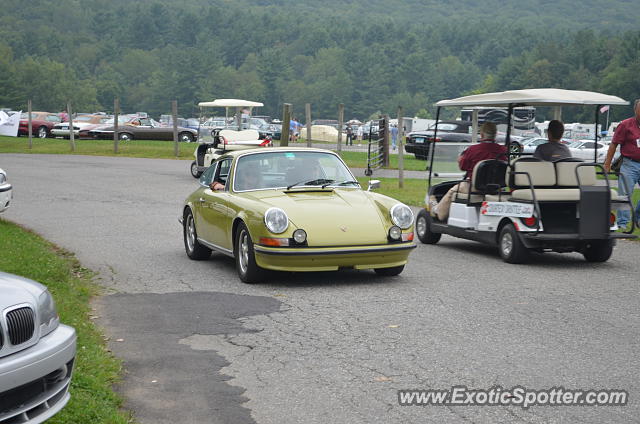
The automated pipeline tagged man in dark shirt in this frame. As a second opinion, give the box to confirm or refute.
[604,99,640,228]
[431,122,507,221]
[533,120,572,161]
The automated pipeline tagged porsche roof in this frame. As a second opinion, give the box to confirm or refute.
[198,99,264,108]
[435,89,628,107]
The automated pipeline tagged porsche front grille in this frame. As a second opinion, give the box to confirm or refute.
[6,307,35,345]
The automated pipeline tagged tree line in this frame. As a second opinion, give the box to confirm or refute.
[1,0,638,123]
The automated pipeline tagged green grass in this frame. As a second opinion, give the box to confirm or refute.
[0,135,193,160]
[0,219,132,424]
[356,177,428,206]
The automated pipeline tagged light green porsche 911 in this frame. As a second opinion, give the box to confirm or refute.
[181,147,416,283]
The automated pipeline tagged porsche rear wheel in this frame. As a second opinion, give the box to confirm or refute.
[190,161,202,178]
[235,222,262,283]
[183,209,211,260]
[374,265,405,276]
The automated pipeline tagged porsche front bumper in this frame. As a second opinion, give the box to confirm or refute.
[253,242,416,272]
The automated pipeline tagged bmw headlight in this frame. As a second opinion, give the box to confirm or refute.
[264,207,289,234]
[390,204,414,229]
[37,290,59,337]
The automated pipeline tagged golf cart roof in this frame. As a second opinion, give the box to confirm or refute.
[198,99,264,108]
[435,89,628,107]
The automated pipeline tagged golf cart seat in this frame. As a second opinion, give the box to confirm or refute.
[508,157,621,201]
[219,129,260,142]
[453,159,508,203]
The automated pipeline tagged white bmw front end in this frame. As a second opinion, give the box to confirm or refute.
[0,168,12,213]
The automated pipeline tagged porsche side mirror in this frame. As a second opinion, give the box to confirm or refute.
[368,180,381,191]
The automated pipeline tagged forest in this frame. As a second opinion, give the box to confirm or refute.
[0,0,639,122]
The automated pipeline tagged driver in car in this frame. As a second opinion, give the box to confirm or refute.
[235,164,262,191]
[431,122,506,221]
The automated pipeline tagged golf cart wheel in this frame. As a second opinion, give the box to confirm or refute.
[374,265,405,276]
[416,209,441,244]
[582,239,614,262]
[498,223,529,264]
[37,126,48,138]
[190,161,202,178]
[235,222,262,284]
[183,208,211,260]
[179,132,194,142]
[119,132,133,141]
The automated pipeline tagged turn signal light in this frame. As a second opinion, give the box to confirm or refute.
[402,232,414,241]
[259,237,289,247]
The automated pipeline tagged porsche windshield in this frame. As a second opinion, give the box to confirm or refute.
[233,151,356,192]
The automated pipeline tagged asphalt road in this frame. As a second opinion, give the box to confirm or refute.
[2,153,638,424]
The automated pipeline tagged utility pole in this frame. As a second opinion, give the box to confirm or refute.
[397,107,404,188]
[337,103,344,154]
[172,100,179,157]
[305,103,312,147]
[27,99,33,149]
[113,98,120,153]
[281,103,291,147]
[67,102,75,152]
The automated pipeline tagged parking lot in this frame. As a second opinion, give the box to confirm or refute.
[2,153,639,423]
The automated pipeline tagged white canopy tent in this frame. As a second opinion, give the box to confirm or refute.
[198,99,264,108]
[435,89,628,108]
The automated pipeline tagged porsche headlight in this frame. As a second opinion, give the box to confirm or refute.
[37,290,59,337]
[264,207,289,234]
[0,172,6,184]
[390,204,414,229]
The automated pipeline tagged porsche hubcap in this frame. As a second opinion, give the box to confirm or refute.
[501,232,513,257]
[239,231,249,274]
[416,216,427,237]
[186,215,196,252]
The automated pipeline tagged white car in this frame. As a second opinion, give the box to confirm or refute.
[50,114,111,138]
[0,271,76,423]
[568,140,608,162]
[0,168,12,212]
[520,137,549,155]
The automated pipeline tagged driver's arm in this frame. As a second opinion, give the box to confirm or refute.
[603,143,618,173]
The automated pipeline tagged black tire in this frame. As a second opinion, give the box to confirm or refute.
[374,265,405,276]
[498,223,529,263]
[37,126,48,138]
[582,239,614,262]
[509,142,523,156]
[179,132,194,143]
[235,222,262,283]
[119,132,133,141]
[190,161,202,178]
[416,209,441,244]
[183,209,211,260]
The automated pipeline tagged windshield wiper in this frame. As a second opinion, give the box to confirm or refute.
[322,180,359,188]
[287,178,334,190]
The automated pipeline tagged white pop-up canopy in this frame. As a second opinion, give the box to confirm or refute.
[198,99,264,108]
[436,89,628,107]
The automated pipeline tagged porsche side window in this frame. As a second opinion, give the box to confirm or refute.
[216,159,232,186]
[199,163,217,186]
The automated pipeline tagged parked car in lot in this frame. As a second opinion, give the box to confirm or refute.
[88,116,198,142]
[0,271,76,423]
[182,147,416,283]
[0,168,12,212]
[18,112,62,138]
[568,140,608,162]
[405,121,523,159]
[51,114,111,138]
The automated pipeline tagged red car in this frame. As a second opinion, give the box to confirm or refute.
[18,112,63,138]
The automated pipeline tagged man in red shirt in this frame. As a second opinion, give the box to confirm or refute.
[431,122,507,221]
[604,99,640,228]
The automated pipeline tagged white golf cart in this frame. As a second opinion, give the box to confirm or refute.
[415,88,637,263]
[190,99,272,178]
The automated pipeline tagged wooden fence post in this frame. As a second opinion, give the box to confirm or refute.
[397,107,404,188]
[337,103,344,154]
[305,103,312,147]
[113,98,119,153]
[67,102,75,152]
[27,99,33,149]
[172,100,179,157]
[281,103,291,147]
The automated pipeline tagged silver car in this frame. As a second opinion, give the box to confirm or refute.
[0,272,76,423]
[0,168,11,212]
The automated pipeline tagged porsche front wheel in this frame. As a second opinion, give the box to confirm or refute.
[235,222,262,283]
[183,209,211,260]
